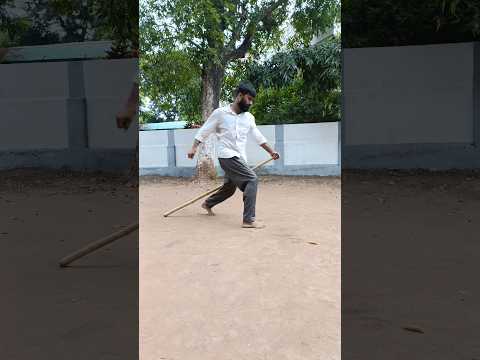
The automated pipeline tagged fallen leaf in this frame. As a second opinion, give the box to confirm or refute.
[402,325,424,334]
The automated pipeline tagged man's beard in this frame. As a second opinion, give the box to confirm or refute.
[238,100,251,113]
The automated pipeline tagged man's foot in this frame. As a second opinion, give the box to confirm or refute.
[201,202,215,216]
[242,221,265,229]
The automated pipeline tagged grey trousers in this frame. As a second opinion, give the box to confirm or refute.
[204,156,258,223]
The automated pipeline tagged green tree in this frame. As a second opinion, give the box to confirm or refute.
[139,11,203,124]
[141,0,339,120]
[142,0,292,121]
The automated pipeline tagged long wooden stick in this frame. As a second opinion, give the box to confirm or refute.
[59,158,273,267]
[163,157,274,217]
[59,222,139,267]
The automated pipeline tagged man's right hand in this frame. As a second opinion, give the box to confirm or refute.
[187,147,197,159]
[116,110,134,130]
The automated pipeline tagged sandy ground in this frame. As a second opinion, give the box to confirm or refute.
[6,168,476,359]
[343,170,480,360]
[1,170,138,360]
[140,176,341,360]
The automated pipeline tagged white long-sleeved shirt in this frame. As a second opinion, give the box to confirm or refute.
[194,105,267,161]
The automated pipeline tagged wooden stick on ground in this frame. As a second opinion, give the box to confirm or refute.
[163,157,274,218]
[59,158,272,267]
[59,222,139,267]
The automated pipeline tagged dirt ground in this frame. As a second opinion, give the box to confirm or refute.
[343,170,480,360]
[140,176,341,360]
[5,168,477,359]
[1,170,138,360]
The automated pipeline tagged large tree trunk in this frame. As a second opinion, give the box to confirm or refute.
[201,64,224,120]
[196,63,225,182]
[0,48,8,62]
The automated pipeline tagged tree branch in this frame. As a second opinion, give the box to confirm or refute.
[225,0,248,52]
[224,0,288,62]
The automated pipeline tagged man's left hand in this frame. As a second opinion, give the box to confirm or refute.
[271,152,280,160]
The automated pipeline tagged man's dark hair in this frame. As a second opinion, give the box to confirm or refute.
[235,81,257,97]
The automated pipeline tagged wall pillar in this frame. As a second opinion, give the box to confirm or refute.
[67,61,88,149]
[167,130,176,168]
[274,124,285,170]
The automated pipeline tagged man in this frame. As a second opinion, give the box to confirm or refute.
[188,82,280,229]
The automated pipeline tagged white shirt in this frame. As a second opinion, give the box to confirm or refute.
[194,105,267,161]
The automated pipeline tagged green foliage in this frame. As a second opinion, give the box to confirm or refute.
[139,101,180,124]
[93,0,139,57]
[139,110,158,124]
[251,81,340,124]
[342,0,480,48]
[438,0,480,36]
[140,3,203,122]
[0,0,137,56]
[145,0,290,64]
[24,0,100,43]
[0,17,35,47]
[0,0,11,25]
[246,35,340,124]
[221,59,251,102]
[140,0,204,122]
[291,0,339,46]
[0,0,38,47]
[246,35,339,89]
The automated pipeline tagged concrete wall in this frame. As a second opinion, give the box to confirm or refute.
[139,131,169,168]
[140,122,340,177]
[0,59,138,172]
[2,41,113,63]
[0,62,71,150]
[343,42,480,169]
[284,122,338,165]
[83,59,138,149]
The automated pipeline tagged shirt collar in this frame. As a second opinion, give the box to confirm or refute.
[223,104,246,116]
[223,104,241,116]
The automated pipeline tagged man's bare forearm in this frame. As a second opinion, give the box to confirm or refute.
[123,83,139,115]
[260,143,280,159]
[260,142,274,155]
[192,139,201,148]
[116,83,139,130]
[188,139,202,159]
